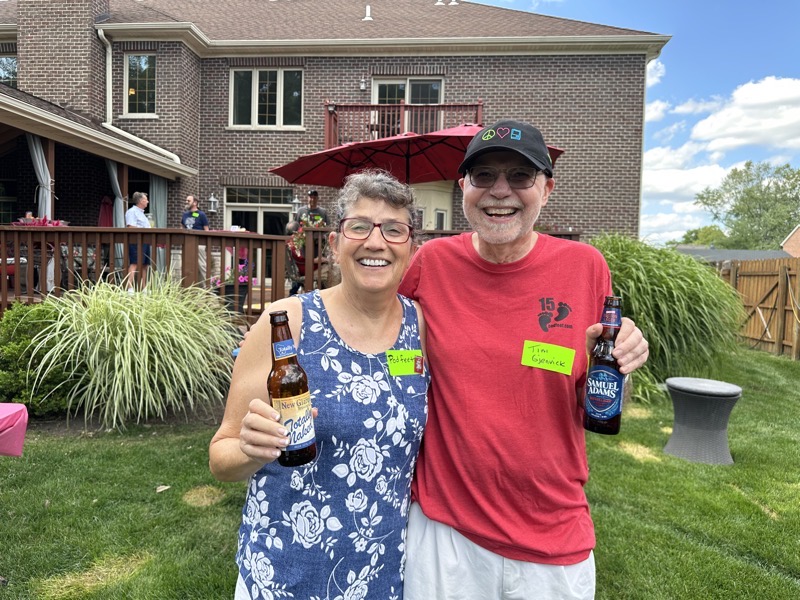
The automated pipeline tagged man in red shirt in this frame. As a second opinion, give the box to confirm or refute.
[400,120,649,599]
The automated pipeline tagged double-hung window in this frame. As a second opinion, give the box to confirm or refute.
[230,69,303,128]
[125,54,156,115]
[0,56,17,88]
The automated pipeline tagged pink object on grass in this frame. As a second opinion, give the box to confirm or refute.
[0,403,29,457]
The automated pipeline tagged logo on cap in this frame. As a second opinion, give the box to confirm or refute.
[481,127,523,142]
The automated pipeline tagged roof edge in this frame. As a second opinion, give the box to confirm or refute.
[94,23,670,60]
[0,24,16,43]
[0,92,197,180]
[780,224,800,247]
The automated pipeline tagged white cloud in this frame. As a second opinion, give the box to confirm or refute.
[652,121,687,143]
[646,59,666,88]
[766,153,792,166]
[642,164,728,201]
[691,77,800,152]
[639,210,711,246]
[642,141,706,170]
[663,200,705,214]
[639,153,728,244]
[672,97,723,115]
[645,100,671,122]
[641,211,704,230]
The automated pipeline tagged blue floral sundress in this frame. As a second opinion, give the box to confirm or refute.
[236,290,429,600]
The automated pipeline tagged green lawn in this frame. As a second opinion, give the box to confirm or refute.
[589,347,800,599]
[1,346,799,599]
[0,421,246,599]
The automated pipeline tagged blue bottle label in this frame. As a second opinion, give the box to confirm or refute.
[273,339,296,360]
[585,365,624,420]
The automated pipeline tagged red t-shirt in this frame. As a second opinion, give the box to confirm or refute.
[399,232,612,565]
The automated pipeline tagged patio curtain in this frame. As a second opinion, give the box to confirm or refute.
[105,159,126,271]
[25,134,51,219]
[149,174,168,272]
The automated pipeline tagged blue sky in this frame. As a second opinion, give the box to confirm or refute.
[473,0,800,245]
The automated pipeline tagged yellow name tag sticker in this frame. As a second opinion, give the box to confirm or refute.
[521,341,575,376]
[385,350,424,376]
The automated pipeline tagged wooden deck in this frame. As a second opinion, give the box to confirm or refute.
[1,225,582,322]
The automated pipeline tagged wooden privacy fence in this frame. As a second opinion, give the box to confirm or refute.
[725,258,800,358]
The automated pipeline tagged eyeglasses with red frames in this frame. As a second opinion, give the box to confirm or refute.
[339,218,414,244]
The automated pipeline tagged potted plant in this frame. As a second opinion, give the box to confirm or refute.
[210,260,250,312]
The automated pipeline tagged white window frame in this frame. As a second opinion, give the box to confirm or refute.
[434,209,448,230]
[123,53,158,118]
[224,188,294,283]
[371,78,444,133]
[371,78,444,104]
[228,68,304,130]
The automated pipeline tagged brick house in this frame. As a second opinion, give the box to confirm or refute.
[0,0,668,238]
[781,225,800,257]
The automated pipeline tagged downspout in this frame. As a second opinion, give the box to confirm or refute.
[97,28,182,164]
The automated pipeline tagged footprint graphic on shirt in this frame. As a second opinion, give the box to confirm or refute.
[538,311,552,332]
[555,302,572,322]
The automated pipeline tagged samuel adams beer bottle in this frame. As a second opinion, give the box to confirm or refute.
[584,296,624,435]
[267,310,317,466]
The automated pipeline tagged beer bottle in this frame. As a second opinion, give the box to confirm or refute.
[584,296,624,435]
[267,310,317,466]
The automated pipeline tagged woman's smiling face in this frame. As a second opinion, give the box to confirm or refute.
[331,196,414,295]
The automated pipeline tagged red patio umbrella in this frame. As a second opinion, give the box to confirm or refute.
[270,132,468,187]
[270,124,565,187]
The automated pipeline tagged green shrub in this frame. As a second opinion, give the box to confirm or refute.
[0,301,71,416]
[590,234,746,402]
[28,275,242,429]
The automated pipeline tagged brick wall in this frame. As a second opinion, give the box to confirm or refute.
[194,53,645,238]
[782,229,800,257]
[10,4,646,236]
[110,41,201,225]
[16,0,108,123]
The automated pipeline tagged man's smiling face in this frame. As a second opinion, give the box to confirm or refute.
[459,150,553,247]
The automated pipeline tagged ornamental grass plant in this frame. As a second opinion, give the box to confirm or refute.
[590,234,746,402]
[27,275,242,430]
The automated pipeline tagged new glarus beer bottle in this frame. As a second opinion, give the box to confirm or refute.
[584,296,624,435]
[268,310,317,466]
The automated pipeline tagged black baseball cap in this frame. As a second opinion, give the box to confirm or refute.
[458,120,553,177]
[307,189,318,196]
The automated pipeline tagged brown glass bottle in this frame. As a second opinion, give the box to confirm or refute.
[584,296,624,435]
[267,310,317,466]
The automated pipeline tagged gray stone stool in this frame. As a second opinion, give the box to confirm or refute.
[663,377,742,465]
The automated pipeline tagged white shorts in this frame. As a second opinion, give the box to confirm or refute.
[403,503,596,600]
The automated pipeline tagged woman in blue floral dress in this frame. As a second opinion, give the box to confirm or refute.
[210,171,429,600]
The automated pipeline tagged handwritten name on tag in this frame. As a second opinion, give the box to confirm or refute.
[385,350,424,376]
[521,341,575,376]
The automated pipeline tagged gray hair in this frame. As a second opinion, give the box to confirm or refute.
[334,170,418,235]
[131,191,147,205]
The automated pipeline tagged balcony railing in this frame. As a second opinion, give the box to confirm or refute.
[323,100,483,148]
